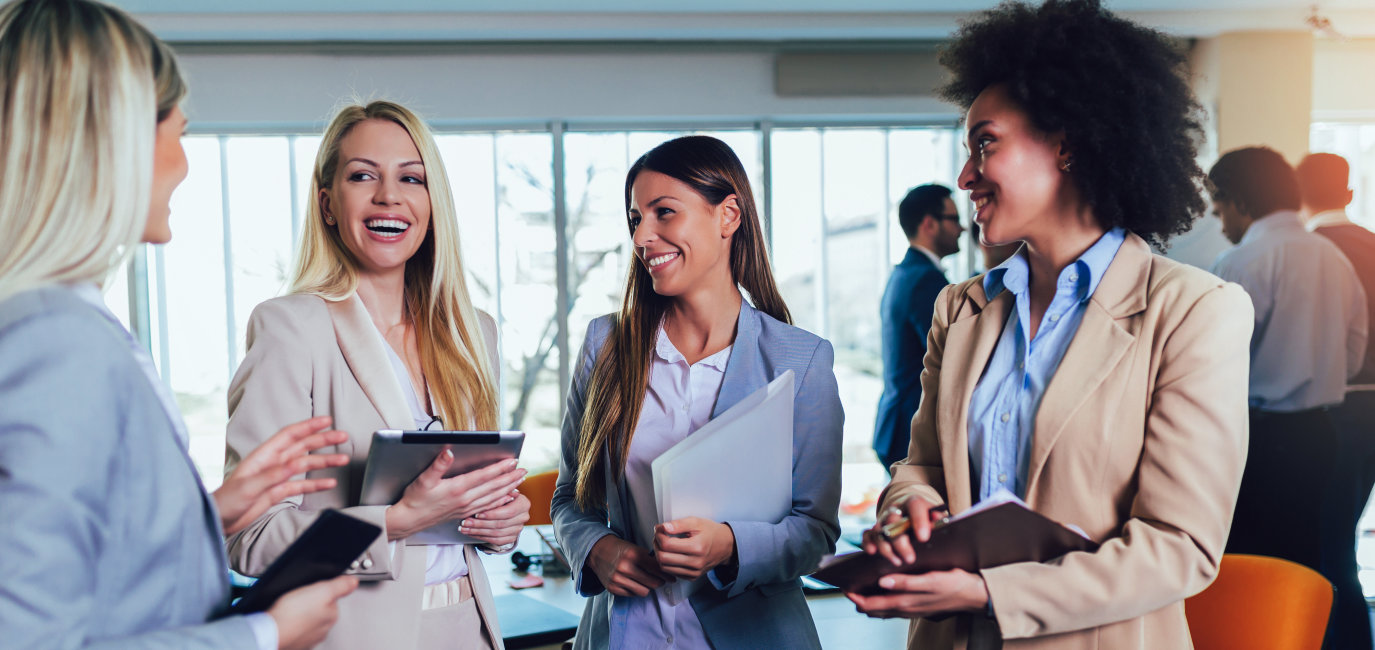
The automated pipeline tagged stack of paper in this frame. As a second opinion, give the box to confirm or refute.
[652,370,796,603]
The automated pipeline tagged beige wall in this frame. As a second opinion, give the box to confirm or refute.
[1314,38,1375,120]
[1215,31,1315,162]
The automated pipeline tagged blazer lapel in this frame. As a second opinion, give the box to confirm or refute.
[1025,235,1151,499]
[712,300,767,418]
[940,283,1011,513]
[326,294,414,430]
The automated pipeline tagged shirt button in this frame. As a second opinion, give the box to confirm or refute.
[1000,412,1010,423]
[1068,274,1079,282]
[349,560,361,571]
[998,473,1008,483]
[1048,314,1060,323]
[667,635,675,645]
[361,557,373,570]
[680,404,689,412]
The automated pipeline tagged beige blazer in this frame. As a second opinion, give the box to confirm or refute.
[224,293,504,650]
[881,234,1253,650]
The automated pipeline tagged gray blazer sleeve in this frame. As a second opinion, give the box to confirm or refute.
[719,339,843,597]
[0,308,256,649]
[550,319,617,596]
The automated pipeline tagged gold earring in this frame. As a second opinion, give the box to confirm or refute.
[1060,159,1073,172]
[325,216,335,226]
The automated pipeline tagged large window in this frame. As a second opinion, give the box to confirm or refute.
[116,122,963,534]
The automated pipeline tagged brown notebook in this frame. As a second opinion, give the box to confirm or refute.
[810,502,1098,595]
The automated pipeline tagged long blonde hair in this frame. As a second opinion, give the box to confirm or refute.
[574,135,791,510]
[291,101,498,430]
[0,0,185,303]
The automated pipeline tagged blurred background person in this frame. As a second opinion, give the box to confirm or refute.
[1209,146,1367,580]
[873,184,961,474]
[1298,151,1375,650]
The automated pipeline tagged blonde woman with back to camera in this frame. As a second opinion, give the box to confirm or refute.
[0,0,358,648]
[225,100,531,650]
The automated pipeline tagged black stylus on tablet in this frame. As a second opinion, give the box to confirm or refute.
[229,509,381,614]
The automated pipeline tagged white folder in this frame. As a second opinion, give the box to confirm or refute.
[652,370,795,604]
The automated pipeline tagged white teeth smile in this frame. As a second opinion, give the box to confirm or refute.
[366,218,409,235]
[647,252,679,268]
[974,197,991,210]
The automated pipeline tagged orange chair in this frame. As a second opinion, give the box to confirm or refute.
[1185,554,1333,650]
[517,469,559,526]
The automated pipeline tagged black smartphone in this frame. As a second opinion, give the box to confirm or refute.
[229,509,382,614]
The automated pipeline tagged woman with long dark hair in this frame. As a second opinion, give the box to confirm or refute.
[551,135,844,649]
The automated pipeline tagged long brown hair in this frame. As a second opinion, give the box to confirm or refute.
[573,135,790,510]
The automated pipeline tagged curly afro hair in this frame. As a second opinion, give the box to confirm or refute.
[938,0,1205,249]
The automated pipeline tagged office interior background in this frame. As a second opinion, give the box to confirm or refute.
[108,0,1375,589]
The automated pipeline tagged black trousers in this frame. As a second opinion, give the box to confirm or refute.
[1321,391,1375,650]
[1226,408,1338,574]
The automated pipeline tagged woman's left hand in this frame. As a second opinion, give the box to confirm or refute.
[845,569,990,619]
[216,415,350,536]
[461,492,530,548]
[653,517,736,581]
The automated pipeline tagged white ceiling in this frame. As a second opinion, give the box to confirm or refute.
[116,1,1375,41]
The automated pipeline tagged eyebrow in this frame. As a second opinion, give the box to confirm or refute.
[966,119,993,138]
[646,195,676,208]
[346,157,425,169]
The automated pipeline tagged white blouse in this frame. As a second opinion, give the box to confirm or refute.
[379,334,469,586]
[617,327,732,650]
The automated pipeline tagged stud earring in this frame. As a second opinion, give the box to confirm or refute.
[325,216,335,226]
[1060,159,1074,172]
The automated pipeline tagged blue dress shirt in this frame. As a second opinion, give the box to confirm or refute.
[1210,210,1368,411]
[967,228,1126,501]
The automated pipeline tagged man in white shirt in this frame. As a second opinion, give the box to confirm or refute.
[1298,152,1375,650]
[1208,146,1368,574]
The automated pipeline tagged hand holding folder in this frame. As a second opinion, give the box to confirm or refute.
[811,489,1098,596]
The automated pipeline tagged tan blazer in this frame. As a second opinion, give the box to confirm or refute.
[881,234,1253,650]
[224,293,504,650]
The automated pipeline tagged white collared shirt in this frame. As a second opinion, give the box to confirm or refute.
[1211,211,1368,411]
[1306,209,1352,232]
[616,326,732,650]
[912,244,945,269]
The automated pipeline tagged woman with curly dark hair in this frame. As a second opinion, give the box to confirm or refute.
[848,1,1254,648]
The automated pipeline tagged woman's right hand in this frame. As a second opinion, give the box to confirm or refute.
[587,534,673,597]
[268,575,358,650]
[384,452,527,541]
[861,495,949,566]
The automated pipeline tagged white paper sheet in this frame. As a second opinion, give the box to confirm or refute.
[652,370,795,604]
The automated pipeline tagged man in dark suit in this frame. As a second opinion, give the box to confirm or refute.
[1299,152,1375,650]
[873,184,963,473]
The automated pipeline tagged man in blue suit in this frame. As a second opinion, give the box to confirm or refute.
[873,184,963,473]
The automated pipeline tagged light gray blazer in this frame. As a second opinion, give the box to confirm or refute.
[551,300,844,649]
[0,286,255,649]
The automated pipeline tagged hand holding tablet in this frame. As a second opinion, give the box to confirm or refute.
[359,430,526,545]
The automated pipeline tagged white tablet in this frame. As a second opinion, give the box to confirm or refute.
[358,429,525,545]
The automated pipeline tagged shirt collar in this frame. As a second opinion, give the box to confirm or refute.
[911,244,944,268]
[70,283,107,314]
[1305,209,1351,232]
[654,325,732,371]
[983,227,1126,305]
[1239,210,1303,246]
